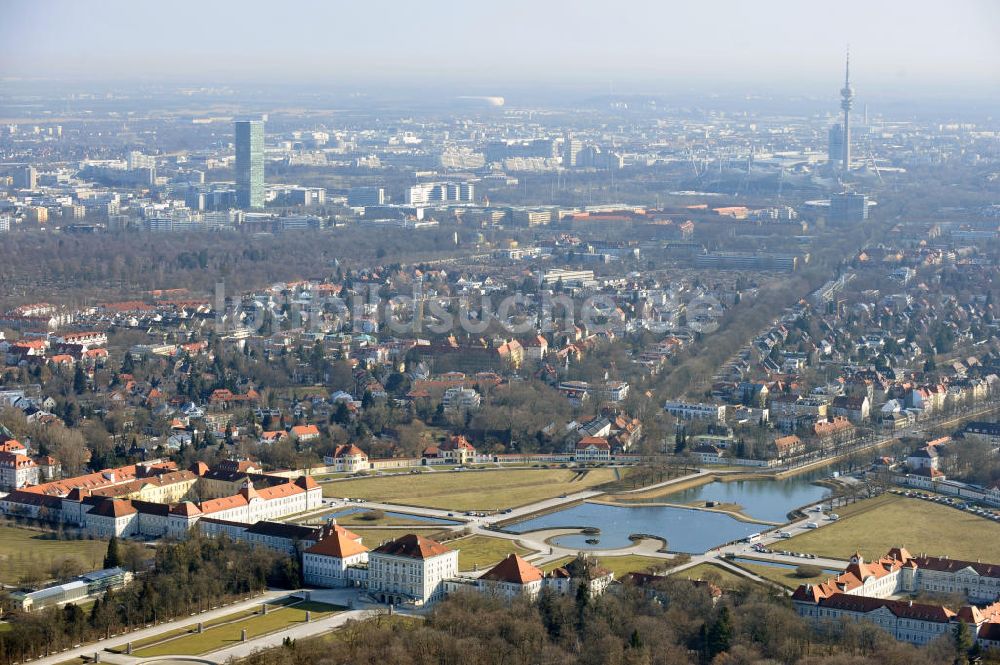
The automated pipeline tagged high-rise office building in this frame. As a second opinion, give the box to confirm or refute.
[235,120,264,209]
[348,186,386,207]
[406,181,475,205]
[830,192,868,223]
[828,125,844,164]
[13,166,37,189]
[563,137,582,167]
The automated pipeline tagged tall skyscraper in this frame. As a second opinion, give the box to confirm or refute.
[827,125,844,163]
[14,165,37,189]
[235,120,264,209]
[839,50,854,172]
[562,136,582,167]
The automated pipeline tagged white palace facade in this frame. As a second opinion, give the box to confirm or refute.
[0,459,321,538]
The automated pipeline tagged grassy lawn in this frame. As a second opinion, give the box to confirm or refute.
[538,555,671,577]
[0,524,107,584]
[782,494,1000,562]
[133,602,342,657]
[729,559,830,589]
[322,468,619,510]
[540,556,575,573]
[349,527,448,549]
[673,563,755,589]
[111,599,297,653]
[448,535,534,571]
[310,472,353,482]
[594,555,672,578]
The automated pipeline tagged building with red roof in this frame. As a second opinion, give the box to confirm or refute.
[792,548,1000,646]
[369,534,459,605]
[303,524,370,588]
[475,553,544,600]
[323,444,369,473]
[0,451,39,489]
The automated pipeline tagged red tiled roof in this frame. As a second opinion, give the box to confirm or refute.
[88,499,137,518]
[305,525,368,558]
[479,554,543,584]
[818,593,957,622]
[373,533,453,559]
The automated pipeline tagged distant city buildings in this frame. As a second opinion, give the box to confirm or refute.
[235,120,265,209]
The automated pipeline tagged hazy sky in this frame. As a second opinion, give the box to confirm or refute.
[2,0,999,96]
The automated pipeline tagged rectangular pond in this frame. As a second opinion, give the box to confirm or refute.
[323,506,460,526]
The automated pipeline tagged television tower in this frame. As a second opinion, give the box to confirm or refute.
[840,49,854,172]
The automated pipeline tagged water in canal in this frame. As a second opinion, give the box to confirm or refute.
[652,471,831,523]
[505,474,832,553]
[325,506,460,525]
[505,502,762,553]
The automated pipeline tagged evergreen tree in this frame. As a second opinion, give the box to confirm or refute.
[953,620,973,665]
[73,365,87,394]
[103,536,122,569]
[706,606,733,658]
[574,581,590,631]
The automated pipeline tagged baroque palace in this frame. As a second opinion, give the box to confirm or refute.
[0,458,321,538]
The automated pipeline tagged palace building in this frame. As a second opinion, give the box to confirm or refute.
[793,548,1000,646]
[0,460,321,539]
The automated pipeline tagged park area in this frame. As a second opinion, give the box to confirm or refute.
[673,563,754,589]
[349,527,447,549]
[448,535,535,570]
[729,558,831,589]
[131,600,342,657]
[322,468,620,510]
[782,493,1000,561]
[0,524,107,585]
[540,554,671,578]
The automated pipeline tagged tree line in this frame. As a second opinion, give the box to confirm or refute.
[0,533,299,663]
[237,578,992,665]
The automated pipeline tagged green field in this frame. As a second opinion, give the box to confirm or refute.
[673,563,755,589]
[0,524,107,584]
[111,599,297,653]
[540,557,574,573]
[349,527,447,549]
[322,468,619,510]
[593,555,672,578]
[782,494,1000,561]
[728,559,830,589]
[539,555,671,577]
[448,535,534,571]
[132,601,342,657]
